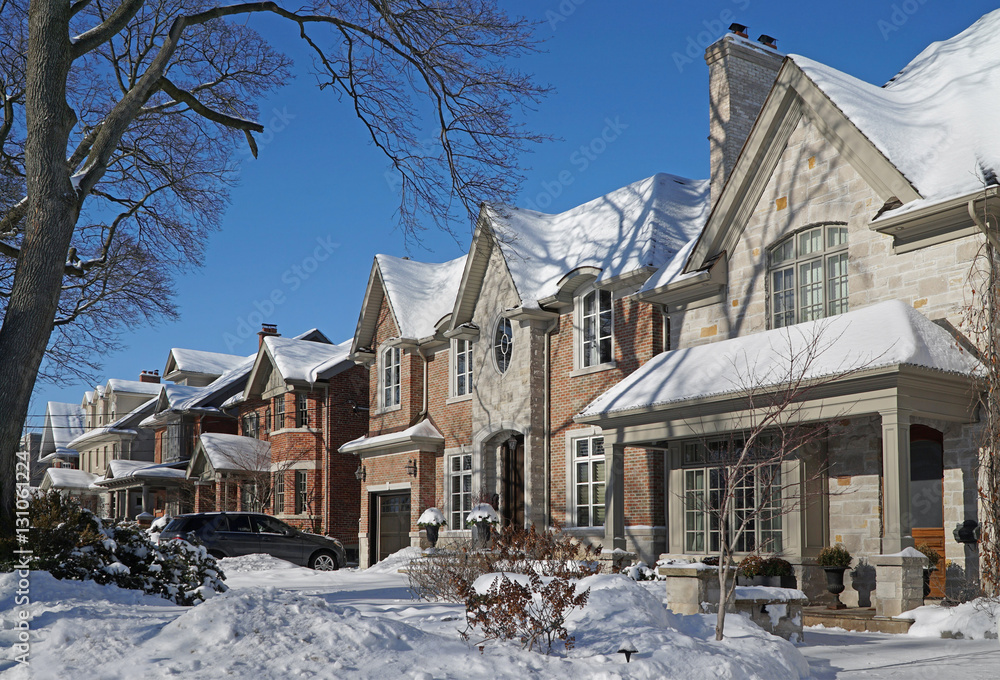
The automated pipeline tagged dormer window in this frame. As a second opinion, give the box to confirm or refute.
[493,318,513,374]
[579,288,613,368]
[769,224,848,328]
[381,346,401,408]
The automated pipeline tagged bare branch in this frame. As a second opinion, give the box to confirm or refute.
[71,0,145,60]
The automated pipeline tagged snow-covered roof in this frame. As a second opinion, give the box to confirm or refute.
[579,300,980,418]
[340,420,444,454]
[67,396,157,450]
[39,401,85,461]
[99,459,186,483]
[377,254,468,339]
[43,468,100,491]
[105,379,163,396]
[791,10,1000,214]
[197,433,270,473]
[264,336,354,383]
[166,348,247,377]
[490,173,710,306]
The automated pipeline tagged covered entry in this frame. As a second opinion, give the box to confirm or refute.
[373,492,411,564]
[501,434,525,528]
[910,425,945,597]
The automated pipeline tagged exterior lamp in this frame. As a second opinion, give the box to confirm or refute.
[406,458,418,477]
[507,434,518,452]
[355,463,366,482]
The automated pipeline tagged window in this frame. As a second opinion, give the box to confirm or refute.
[240,481,257,511]
[381,346,401,408]
[264,408,272,433]
[296,393,309,428]
[769,224,848,328]
[493,317,513,374]
[242,412,259,439]
[580,289,613,367]
[294,470,308,514]
[450,453,473,528]
[682,440,783,553]
[273,471,285,514]
[274,396,285,430]
[574,436,606,527]
[453,339,473,397]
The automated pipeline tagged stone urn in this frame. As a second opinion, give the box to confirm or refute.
[922,566,937,599]
[824,567,848,610]
[424,524,440,548]
[471,522,492,549]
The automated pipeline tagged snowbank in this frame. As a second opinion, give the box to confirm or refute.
[218,553,300,573]
[900,598,1000,640]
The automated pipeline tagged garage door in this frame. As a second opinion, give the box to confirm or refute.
[377,493,412,563]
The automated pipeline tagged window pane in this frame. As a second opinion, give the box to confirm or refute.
[827,226,848,248]
[463,454,472,471]
[577,461,588,483]
[799,260,824,321]
[799,228,822,256]
[576,439,589,458]
[827,252,849,316]
[577,507,589,527]
[593,481,605,505]
[593,460,605,482]
[452,475,460,493]
[593,505,605,525]
[577,483,589,505]
[592,438,605,458]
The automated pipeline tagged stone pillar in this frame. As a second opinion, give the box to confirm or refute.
[873,549,927,617]
[658,565,721,615]
[141,486,150,514]
[880,409,913,553]
[604,443,626,551]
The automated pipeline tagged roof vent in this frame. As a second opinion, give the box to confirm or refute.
[758,34,777,49]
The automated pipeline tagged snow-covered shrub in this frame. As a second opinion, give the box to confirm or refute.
[463,571,590,654]
[13,491,226,605]
[621,561,661,581]
[464,503,499,527]
[408,523,602,603]
[417,507,447,528]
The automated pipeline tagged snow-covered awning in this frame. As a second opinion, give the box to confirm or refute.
[95,460,187,488]
[578,300,980,420]
[41,468,101,492]
[192,433,271,474]
[339,420,444,455]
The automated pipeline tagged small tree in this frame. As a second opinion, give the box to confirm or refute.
[690,322,880,640]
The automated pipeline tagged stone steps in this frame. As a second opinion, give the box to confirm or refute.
[803,607,913,634]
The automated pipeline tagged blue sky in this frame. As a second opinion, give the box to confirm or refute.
[24,0,1000,427]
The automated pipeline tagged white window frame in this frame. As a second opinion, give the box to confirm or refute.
[379,345,401,411]
[451,338,473,399]
[575,285,614,371]
[768,224,848,329]
[566,428,607,528]
[492,317,514,374]
[447,450,474,529]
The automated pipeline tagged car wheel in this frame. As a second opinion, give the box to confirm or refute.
[309,550,339,571]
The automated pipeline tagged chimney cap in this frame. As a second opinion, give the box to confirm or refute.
[758,34,777,48]
[729,23,748,37]
[260,323,278,334]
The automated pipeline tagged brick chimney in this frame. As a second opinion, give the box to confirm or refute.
[139,369,160,384]
[258,323,280,348]
[705,30,783,207]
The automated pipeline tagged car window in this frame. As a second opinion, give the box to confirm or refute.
[227,515,254,533]
[163,517,190,532]
[253,516,291,535]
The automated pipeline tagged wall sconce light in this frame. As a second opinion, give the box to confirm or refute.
[354,463,366,482]
[405,458,418,477]
[507,433,518,452]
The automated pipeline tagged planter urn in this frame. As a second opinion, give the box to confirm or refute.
[472,522,492,549]
[424,524,440,548]
[824,566,848,609]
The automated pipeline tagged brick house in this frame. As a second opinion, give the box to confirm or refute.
[208,326,369,559]
[344,13,995,608]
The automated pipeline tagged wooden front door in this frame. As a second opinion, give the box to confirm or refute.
[910,425,945,598]
[376,492,411,563]
[502,435,525,528]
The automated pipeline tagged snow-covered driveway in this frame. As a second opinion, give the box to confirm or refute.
[801,627,1000,679]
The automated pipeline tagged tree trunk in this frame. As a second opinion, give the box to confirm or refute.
[0,0,77,535]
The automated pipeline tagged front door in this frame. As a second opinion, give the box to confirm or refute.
[376,493,411,563]
[910,425,945,598]
[502,435,525,528]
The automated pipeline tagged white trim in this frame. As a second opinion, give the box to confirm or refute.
[574,284,615,372]
[564,426,604,528]
[450,338,474,399]
[491,315,514,375]
[377,342,402,410]
[365,481,412,493]
[270,427,322,436]
[269,460,319,472]
[446,449,476,529]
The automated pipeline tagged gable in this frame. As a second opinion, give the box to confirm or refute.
[450,211,520,327]
[351,258,396,355]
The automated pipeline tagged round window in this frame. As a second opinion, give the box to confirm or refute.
[493,317,514,373]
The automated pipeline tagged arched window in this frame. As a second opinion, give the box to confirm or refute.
[769,224,848,328]
[493,317,514,374]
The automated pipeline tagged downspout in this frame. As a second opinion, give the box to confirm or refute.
[417,346,430,421]
[543,318,558,531]
[323,384,330,534]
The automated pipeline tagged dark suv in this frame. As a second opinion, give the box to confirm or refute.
[160,512,345,570]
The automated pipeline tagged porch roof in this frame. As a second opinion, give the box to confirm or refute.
[578,300,979,423]
[192,433,271,474]
[42,468,101,492]
[339,419,444,455]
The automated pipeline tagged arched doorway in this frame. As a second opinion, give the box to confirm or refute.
[910,424,945,598]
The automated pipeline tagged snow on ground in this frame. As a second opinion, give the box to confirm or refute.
[3,552,999,679]
[898,598,1000,640]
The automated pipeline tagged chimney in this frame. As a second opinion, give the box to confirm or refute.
[705,28,783,207]
[139,370,160,384]
[258,323,280,348]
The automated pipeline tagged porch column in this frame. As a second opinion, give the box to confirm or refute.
[604,443,626,551]
[141,486,150,514]
[880,408,913,553]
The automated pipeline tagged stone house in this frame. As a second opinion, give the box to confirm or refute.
[342,13,995,606]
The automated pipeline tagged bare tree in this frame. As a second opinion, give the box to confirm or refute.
[688,323,879,641]
[0,0,547,533]
[962,189,1000,596]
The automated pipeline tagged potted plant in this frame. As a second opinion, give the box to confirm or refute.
[762,556,794,588]
[417,507,447,548]
[916,543,941,599]
[465,503,499,548]
[737,554,766,586]
[816,544,852,609]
